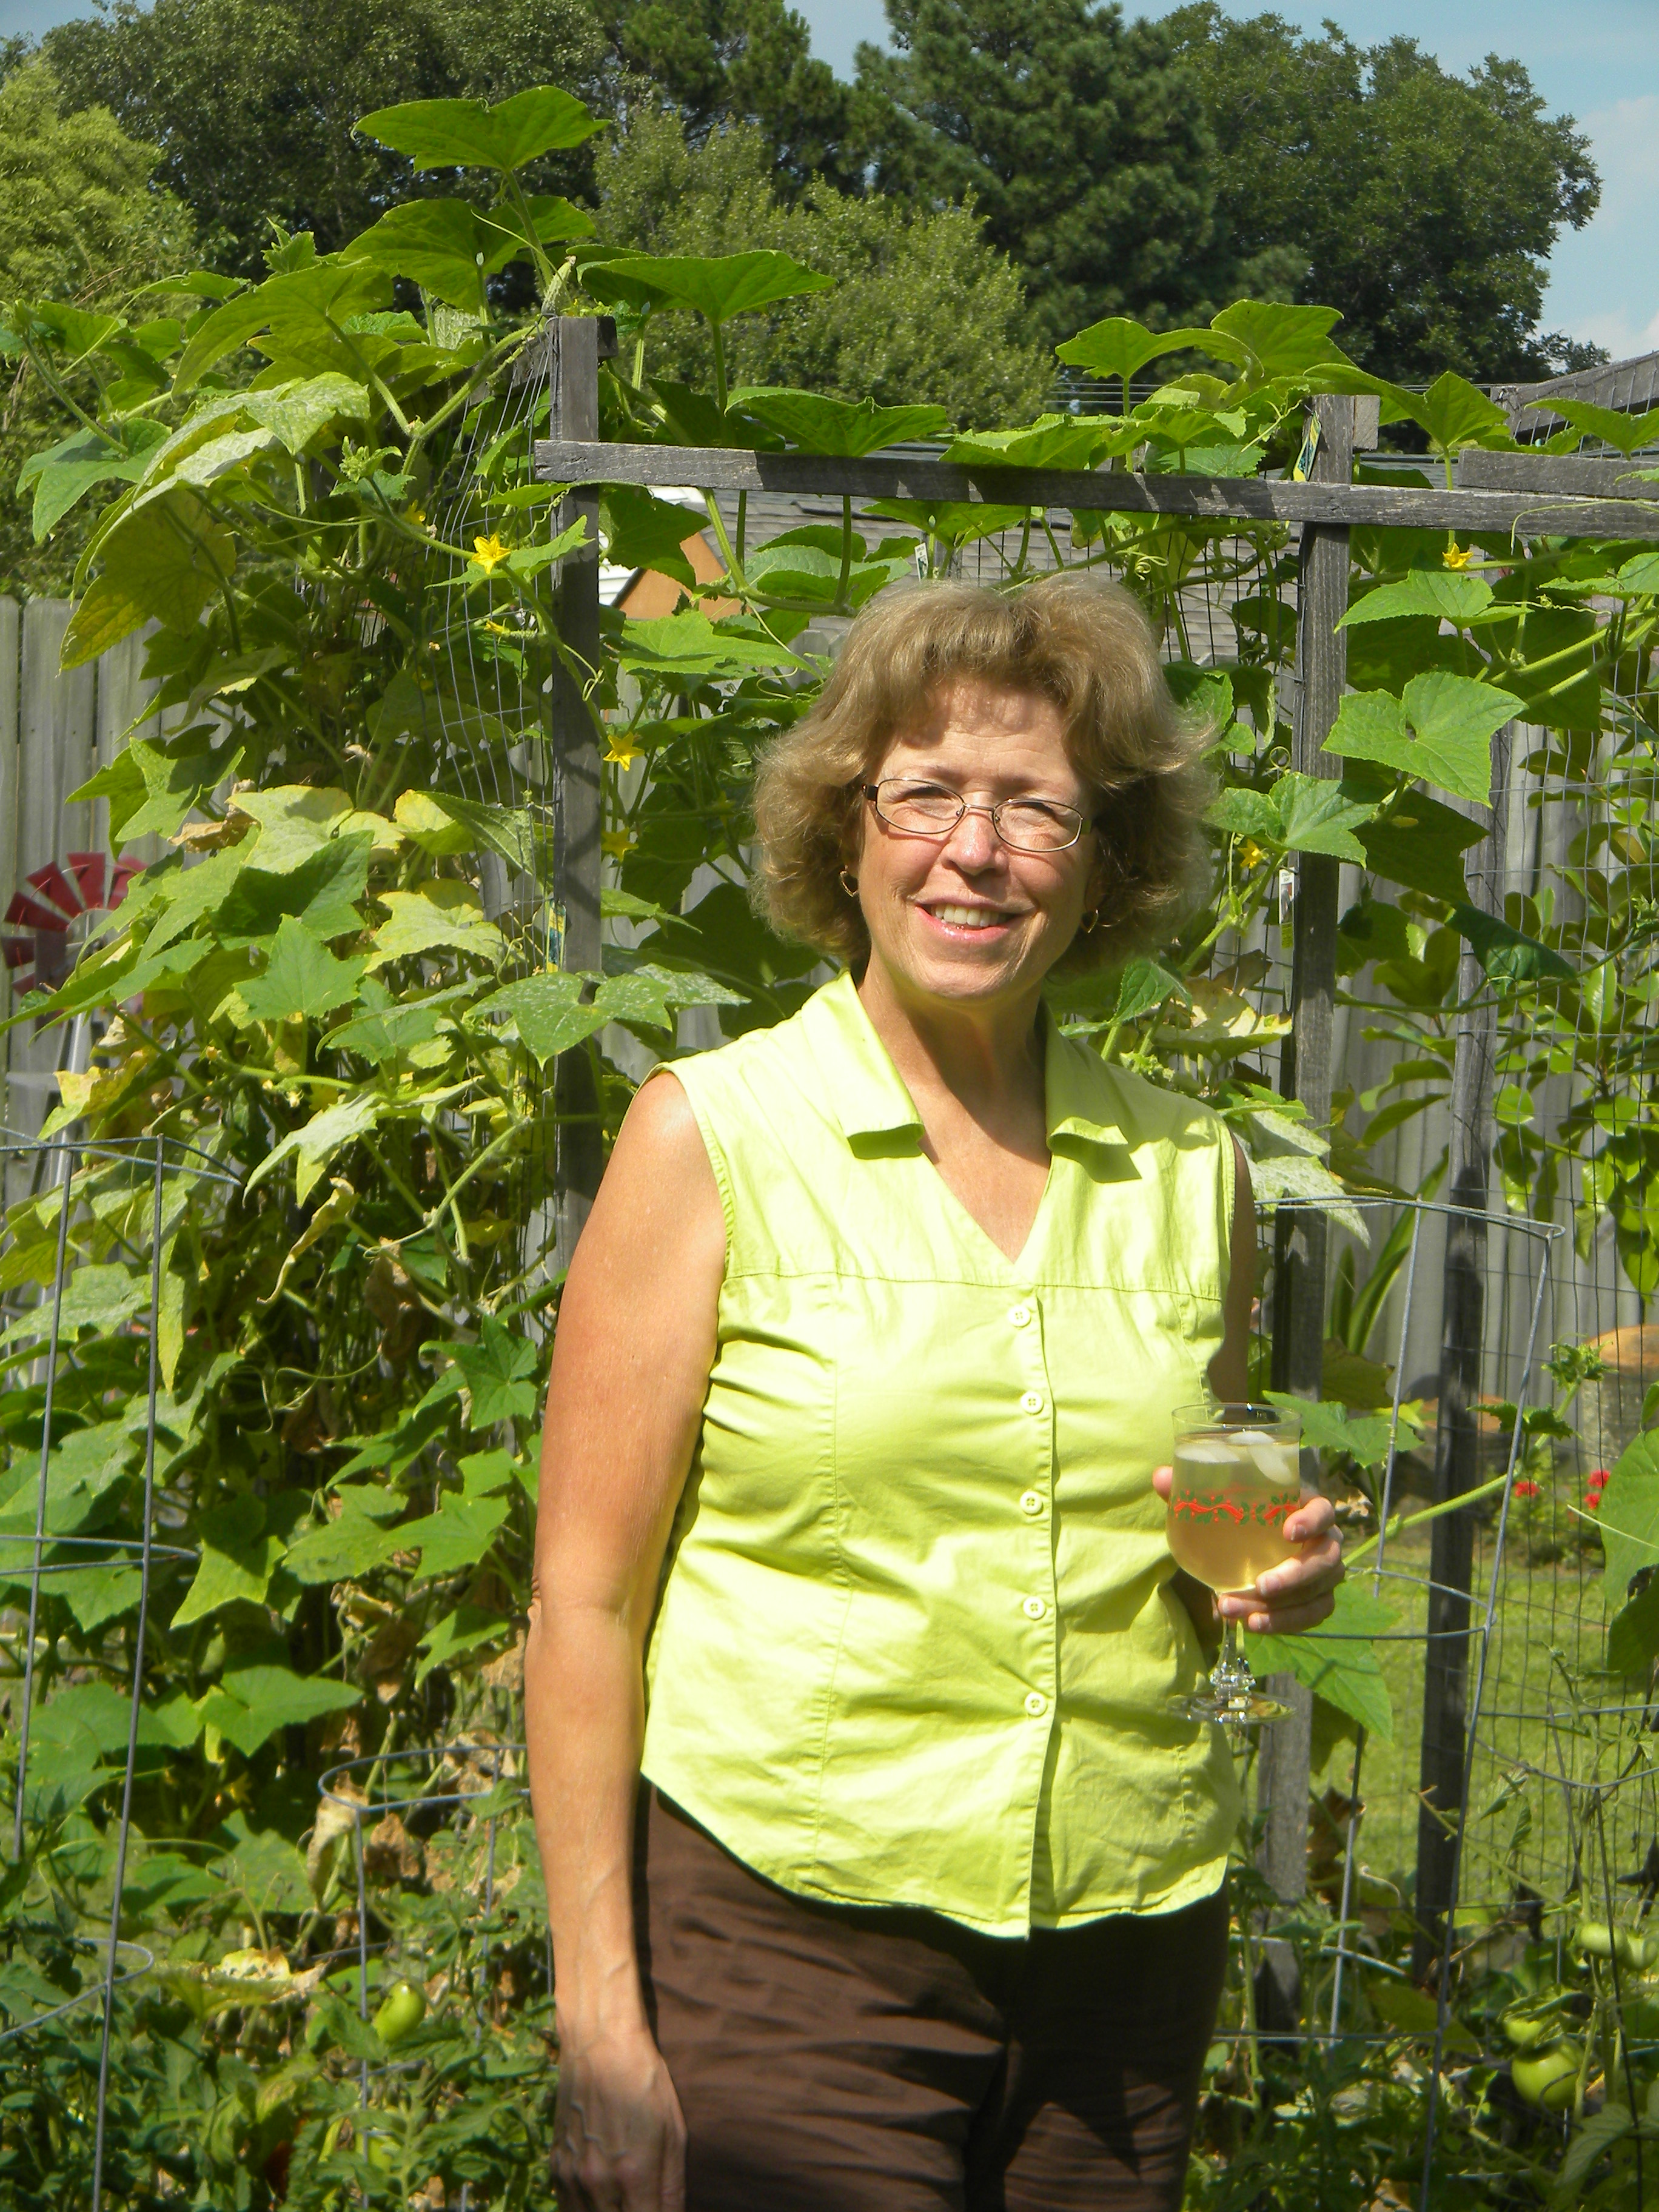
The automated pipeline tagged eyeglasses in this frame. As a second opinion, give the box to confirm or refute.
[862,777,1091,855]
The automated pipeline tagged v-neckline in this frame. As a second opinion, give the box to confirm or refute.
[911,1133,1056,1279]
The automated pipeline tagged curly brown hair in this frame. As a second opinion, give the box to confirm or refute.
[750,572,1213,971]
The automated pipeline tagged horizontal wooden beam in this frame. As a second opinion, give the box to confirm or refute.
[534,438,1659,541]
[1457,447,1659,501]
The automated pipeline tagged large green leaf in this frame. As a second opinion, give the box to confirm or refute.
[601,485,702,586]
[1324,673,1521,806]
[172,1493,303,1627]
[1344,777,1484,903]
[1205,300,1347,381]
[245,1093,385,1203]
[246,372,370,454]
[865,497,1029,546]
[173,261,390,391]
[728,387,950,456]
[400,1492,511,1579]
[1053,316,1216,385]
[947,414,1115,471]
[1530,398,1659,457]
[198,1663,360,1757]
[235,786,390,875]
[282,1507,403,1586]
[612,608,809,676]
[1245,1581,1395,1740]
[425,794,546,876]
[578,249,833,327]
[450,1318,540,1427]
[215,834,372,948]
[241,917,370,1022]
[366,883,504,971]
[1391,372,1513,457]
[59,492,237,668]
[1598,1432,1659,1602]
[1450,903,1573,986]
[1339,571,1495,629]
[1608,1577,1659,1677]
[472,976,607,1065]
[343,199,523,314]
[356,86,603,173]
[1208,772,1377,862]
[70,729,244,846]
[21,420,168,543]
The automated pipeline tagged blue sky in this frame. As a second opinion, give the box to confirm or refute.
[4,0,1654,358]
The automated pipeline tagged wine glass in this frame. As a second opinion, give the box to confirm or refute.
[1167,1401,1305,1728]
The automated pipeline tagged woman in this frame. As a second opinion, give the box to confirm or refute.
[526,574,1342,2212]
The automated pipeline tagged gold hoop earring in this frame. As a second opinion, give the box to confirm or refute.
[839,869,859,898]
[1079,908,1101,936]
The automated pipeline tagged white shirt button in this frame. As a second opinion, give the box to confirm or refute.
[1024,1691,1048,1718]
[1020,1390,1044,1415]
[1009,1303,1032,1327]
[1019,1490,1044,1516]
[1022,1596,1047,1620]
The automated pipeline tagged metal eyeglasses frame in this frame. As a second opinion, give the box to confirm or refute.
[859,778,1094,854]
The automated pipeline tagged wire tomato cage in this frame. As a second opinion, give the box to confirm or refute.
[0,1130,243,2212]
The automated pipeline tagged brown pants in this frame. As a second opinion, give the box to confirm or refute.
[632,1785,1229,2211]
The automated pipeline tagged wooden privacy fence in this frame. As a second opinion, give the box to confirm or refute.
[535,338,1659,1963]
[0,600,166,1155]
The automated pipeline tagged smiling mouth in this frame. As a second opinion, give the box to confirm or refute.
[921,902,1021,933]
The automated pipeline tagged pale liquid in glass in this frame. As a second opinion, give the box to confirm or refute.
[1166,1432,1303,1593]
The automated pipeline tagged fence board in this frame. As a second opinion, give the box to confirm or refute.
[535,439,1659,540]
[12,600,94,1145]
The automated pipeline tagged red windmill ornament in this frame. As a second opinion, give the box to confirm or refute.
[1,851,144,997]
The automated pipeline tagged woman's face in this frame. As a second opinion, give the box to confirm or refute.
[852,680,1099,1015]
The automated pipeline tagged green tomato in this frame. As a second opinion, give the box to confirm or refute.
[1500,2009,1552,2049]
[1511,2043,1581,2111]
[1575,1921,1652,1968]
[374,1980,426,2046]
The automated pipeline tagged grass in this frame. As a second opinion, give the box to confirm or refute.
[1295,1510,1626,1924]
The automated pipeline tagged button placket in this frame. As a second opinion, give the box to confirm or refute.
[1016,1290,1059,1732]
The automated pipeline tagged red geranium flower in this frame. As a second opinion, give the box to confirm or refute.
[1513,1479,1542,1499]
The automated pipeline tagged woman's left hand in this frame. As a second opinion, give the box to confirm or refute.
[1151,1470,1344,1634]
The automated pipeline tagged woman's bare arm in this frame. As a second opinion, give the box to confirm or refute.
[525,1073,724,2212]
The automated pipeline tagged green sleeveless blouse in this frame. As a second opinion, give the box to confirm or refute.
[641,971,1242,1936]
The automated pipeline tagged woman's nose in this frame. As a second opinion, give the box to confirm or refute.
[941,805,1001,867]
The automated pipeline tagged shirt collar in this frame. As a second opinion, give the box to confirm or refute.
[804,972,925,1143]
[803,971,1135,1156]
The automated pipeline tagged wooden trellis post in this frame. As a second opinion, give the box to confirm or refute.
[1258,394,1364,1926]
[1412,722,1511,1977]
[546,315,615,1266]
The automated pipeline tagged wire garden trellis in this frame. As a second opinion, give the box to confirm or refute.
[0,1131,241,2211]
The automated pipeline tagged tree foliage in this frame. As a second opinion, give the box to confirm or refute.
[597,0,866,196]
[0,58,195,597]
[37,0,605,275]
[594,105,1050,423]
[1164,4,1603,383]
[852,0,1221,351]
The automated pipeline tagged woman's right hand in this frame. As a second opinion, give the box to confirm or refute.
[552,2022,688,2211]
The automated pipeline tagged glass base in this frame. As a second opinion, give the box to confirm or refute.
[1170,1638,1287,1728]
[1172,1683,1289,1726]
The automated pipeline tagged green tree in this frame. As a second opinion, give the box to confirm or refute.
[1164,5,1601,383]
[595,104,1049,423]
[0,58,195,597]
[597,0,863,195]
[852,0,1222,351]
[35,0,604,275]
